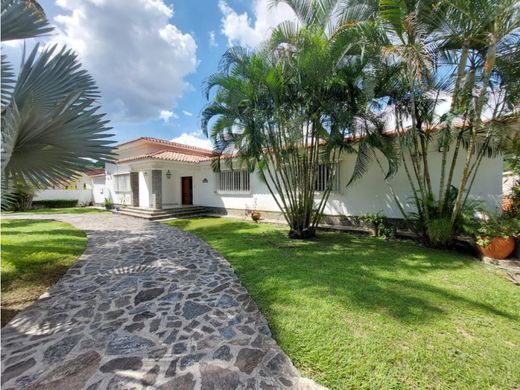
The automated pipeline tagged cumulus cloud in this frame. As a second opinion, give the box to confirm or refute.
[171,131,212,150]
[218,0,296,47]
[159,110,175,122]
[182,110,193,116]
[52,0,198,121]
[209,30,218,47]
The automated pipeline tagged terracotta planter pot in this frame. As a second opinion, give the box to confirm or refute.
[251,211,261,222]
[478,237,516,260]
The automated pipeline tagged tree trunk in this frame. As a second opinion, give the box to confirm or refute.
[451,37,496,224]
[438,43,469,211]
[288,226,316,239]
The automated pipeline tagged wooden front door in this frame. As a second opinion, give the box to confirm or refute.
[181,176,193,205]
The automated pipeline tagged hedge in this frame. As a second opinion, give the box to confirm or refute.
[32,200,78,209]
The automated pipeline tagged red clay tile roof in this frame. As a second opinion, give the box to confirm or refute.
[83,168,106,177]
[117,137,213,156]
[117,149,212,164]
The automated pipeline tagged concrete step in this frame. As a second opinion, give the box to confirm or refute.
[117,206,210,220]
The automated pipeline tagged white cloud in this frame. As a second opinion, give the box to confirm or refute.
[182,110,193,116]
[51,0,198,121]
[159,110,175,122]
[209,30,218,47]
[218,0,296,47]
[171,131,212,150]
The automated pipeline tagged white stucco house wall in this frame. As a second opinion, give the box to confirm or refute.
[96,136,503,222]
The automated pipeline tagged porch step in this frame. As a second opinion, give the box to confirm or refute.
[117,206,210,220]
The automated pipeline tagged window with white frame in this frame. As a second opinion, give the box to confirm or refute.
[217,170,250,193]
[315,164,339,192]
[114,174,131,192]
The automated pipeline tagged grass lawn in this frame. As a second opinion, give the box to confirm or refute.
[6,207,108,214]
[166,217,520,390]
[1,219,87,327]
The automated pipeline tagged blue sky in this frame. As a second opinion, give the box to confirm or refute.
[3,0,296,148]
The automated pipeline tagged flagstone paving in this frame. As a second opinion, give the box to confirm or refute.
[1,213,325,390]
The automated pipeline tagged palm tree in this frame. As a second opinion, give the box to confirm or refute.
[1,0,113,204]
[439,0,520,223]
[203,25,397,238]
[273,0,519,246]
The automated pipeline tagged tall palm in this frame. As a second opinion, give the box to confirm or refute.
[203,27,397,238]
[1,0,113,201]
[277,0,519,245]
[439,0,520,222]
[381,0,518,237]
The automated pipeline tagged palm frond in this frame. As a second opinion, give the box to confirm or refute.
[2,44,114,188]
[378,0,407,38]
[1,0,53,41]
[1,54,15,108]
[346,141,371,186]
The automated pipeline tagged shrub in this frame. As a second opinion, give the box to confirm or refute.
[426,218,454,248]
[32,199,78,209]
[104,198,114,210]
[359,213,396,240]
[12,182,36,211]
[409,187,483,247]
[504,180,520,218]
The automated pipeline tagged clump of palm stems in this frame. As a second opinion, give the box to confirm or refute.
[203,25,397,239]
[1,0,114,207]
[370,0,519,246]
[204,0,519,242]
[269,0,519,246]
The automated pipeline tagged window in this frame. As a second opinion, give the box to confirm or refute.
[114,174,131,192]
[217,170,250,193]
[315,164,339,192]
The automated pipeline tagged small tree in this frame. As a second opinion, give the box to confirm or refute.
[11,180,35,211]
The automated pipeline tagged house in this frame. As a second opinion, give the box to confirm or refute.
[101,136,503,223]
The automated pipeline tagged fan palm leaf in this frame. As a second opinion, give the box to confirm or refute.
[1,0,52,42]
[1,8,114,190]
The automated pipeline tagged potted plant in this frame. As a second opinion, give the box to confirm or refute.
[475,214,519,259]
[104,198,114,210]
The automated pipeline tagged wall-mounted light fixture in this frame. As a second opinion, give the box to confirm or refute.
[202,178,208,183]
[166,170,172,179]
[143,171,148,177]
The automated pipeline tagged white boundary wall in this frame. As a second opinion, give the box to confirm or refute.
[34,189,93,205]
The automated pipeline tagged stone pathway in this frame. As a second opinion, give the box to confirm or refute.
[1,214,325,390]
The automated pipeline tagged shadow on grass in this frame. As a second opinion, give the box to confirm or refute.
[6,208,107,215]
[2,228,86,238]
[1,219,87,327]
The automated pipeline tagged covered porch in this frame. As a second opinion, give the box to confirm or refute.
[122,161,201,210]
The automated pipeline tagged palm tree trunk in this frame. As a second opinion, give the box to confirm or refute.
[451,36,496,224]
[438,43,469,211]
[420,133,433,195]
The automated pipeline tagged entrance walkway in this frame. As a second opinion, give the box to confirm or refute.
[1,214,323,389]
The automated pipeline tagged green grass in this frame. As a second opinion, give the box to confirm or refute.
[1,219,87,327]
[6,207,108,214]
[166,217,520,390]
